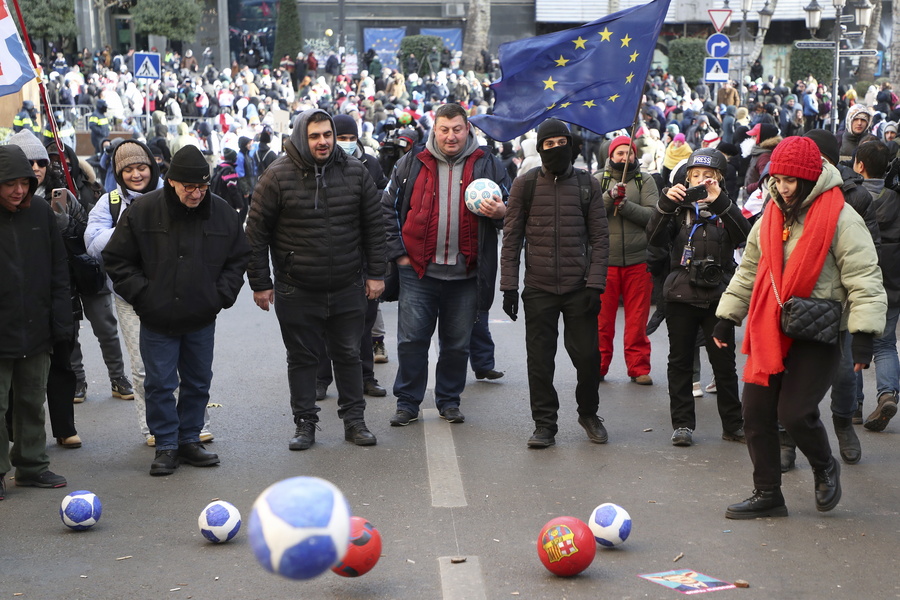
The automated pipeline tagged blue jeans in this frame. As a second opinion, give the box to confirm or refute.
[830,331,864,419]
[140,323,215,451]
[874,305,900,397]
[469,310,495,373]
[393,265,477,414]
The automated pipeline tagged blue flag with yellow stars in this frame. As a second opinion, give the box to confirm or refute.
[470,0,671,141]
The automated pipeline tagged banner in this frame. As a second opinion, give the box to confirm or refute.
[0,0,35,97]
[419,28,463,54]
[363,27,406,72]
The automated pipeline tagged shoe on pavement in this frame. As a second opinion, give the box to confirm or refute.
[178,442,220,466]
[150,449,179,476]
[440,407,465,423]
[15,469,67,488]
[373,340,389,363]
[111,376,134,399]
[630,374,653,385]
[345,420,377,446]
[56,435,82,449]
[199,429,214,443]
[692,382,703,398]
[852,404,864,425]
[527,427,556,448]
[74,380,87,404]
[705,379,718,394]
[363,380,387,397]
[475,369,504,380]
[146,434,156,447]
[289,420,318,450]
[671,427,693,447]
[577,415,609,444]
[832,415,861,464]
[390,410,418,426]
[316,384,327,402]
[725,488,788,519]
[722,428,746,443]
[863,391,898,432]
[813,457,841,512]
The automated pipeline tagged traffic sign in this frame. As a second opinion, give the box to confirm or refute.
[134,52,160,80]
[706,33,731,58]
[841,49,878,57]
[704,58,729,83]
[708,9,733,33]
[794,41,835,49]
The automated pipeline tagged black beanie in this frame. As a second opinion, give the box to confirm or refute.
[536,118,571,150]
[758,123,779,143]
[332,114,358,138]
[223,147,238,163]
[804,129,840,165]
[167,146,211,184]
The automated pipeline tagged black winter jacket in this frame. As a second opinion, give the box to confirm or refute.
[836,163,881,254]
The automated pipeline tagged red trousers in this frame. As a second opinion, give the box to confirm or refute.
[598,263,652,377]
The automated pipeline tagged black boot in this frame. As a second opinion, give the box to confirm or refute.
[780,430,796,473]
[813,456,841,512]
[150,449,179,476]
[178,442,220,467]
[832,415,861,464]
[725,489,789,519]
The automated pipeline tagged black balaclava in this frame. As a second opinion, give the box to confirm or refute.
[536,118,572,176]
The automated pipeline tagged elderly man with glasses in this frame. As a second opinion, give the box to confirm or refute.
[103,146,250,476]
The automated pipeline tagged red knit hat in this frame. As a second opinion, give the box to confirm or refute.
[768,136,822,181]
[609,135,637,158]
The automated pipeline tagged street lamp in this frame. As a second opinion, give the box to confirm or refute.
[803,0,823,36]
[850,0,874,29]
[738,0,754,106]
[758,2,774,31]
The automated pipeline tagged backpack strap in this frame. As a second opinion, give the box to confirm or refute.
[108,189,122,223]
[521,167,541,221]
[522,167,593,220]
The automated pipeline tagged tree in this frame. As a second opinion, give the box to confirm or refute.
[668,37,706,85]
[462,0,490,72]
[892,2,899,80]
[272,0,303,64]
[92,0,137,50]
[131,0,203,43]
[855,0,881,83]
[18,0,78,48]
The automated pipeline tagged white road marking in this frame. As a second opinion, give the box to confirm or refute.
[439,556,487,600]
[424,408,467,507]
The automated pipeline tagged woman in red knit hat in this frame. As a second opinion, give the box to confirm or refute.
[714,136,886,519]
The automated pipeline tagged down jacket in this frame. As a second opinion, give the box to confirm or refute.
[717,162,886,335]
[500,163,609,294]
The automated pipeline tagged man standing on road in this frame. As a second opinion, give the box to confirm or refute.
[245,109,386,451]
[500,118,610,448]
[382,103,509,427]
[103,146,250,476]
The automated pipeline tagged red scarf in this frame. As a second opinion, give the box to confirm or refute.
[741,186,844,386]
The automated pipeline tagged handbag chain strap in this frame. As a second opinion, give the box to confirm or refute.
[769,271,785,309]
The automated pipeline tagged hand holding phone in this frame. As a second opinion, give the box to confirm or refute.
[51,188,68,214]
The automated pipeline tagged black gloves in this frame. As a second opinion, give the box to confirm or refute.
[585,288,602,315]
[852,333,874,368]
[712,318,735,345]
[657,191,680,213]
[503,290,519,321]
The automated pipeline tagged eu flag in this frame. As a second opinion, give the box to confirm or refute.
[470,0,671,142]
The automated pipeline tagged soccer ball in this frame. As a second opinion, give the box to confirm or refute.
[465,178,501,216]
[248,476,351,580]
[588,503,632,547]
[198,500,242,543]
[331,516,383,577]
[536,516,596,577]
[60,490,102,531]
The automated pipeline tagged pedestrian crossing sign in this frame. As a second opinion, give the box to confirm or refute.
[134,52,160,80]
[704,58,729,83]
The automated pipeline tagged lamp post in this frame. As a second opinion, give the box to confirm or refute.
[738,0,754,106]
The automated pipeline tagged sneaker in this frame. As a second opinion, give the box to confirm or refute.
[373,341,389,364]
[345,420,377,446]
[630,374,653,385]
[56,435,82,449]
[692,382,703,398]
[178,442,220,467]
[14,470,67,488]
[390,410,418,426]
[199,430,214,443]
[73,380,87,404]
[863,391,898,432]
[725,489,788,520]
[671,427,693,447]
[527,427,556,448]
[0,473,5,500]
[150,449,179,476]
[289,420,318,451]
[705,378,718,394]
[316,384,327,402]
[475,369,504,380]
[722,428,746,443]
[145,434,156,447]
[111,376,134,400]
[577,415,609,444]
[363,380,387,397]
[440,407,465,423]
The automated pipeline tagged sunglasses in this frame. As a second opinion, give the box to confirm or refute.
[179,183,209,194]
[30,159,50,168]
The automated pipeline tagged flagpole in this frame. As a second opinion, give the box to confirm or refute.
[614,88,646,215]
[9,0,78,196]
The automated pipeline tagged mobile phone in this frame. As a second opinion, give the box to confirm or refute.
[51,188,68,213]
[683,184,708,204]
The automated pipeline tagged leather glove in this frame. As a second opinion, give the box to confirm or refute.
[502,290,519,321]
[712,318,735,345]
[852,332,874,368]
[609,182,627,207]
[585,288,602,315]
[657,189,680,213]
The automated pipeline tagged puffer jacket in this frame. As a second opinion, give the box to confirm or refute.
[245,109,386,293]
[835,163,880,252]
[596,162,658,267]
[868,183,900,306]
[501,164,609,294]
[744,135,781,194]
[717,162,886,335]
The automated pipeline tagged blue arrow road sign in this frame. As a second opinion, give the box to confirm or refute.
[704,58,729,83]
[134,52,161,80]
[706,33,731,58]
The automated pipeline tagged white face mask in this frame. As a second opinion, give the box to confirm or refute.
[337,140,357,155]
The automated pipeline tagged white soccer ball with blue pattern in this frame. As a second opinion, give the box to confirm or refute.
[198,500,242,543]
[589,503,632,547]
[60,490,102,531]
[248,476,351,580]
[465,178,501,216]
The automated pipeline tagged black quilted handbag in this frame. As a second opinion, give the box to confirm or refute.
[770,273,842,345]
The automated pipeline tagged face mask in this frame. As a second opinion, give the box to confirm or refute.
[539,144,572,176]
[337,140,357,155]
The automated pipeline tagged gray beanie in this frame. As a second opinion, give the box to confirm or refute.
[7,130,49,163]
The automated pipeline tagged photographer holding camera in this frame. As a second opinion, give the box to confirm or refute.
[647,148,751,447]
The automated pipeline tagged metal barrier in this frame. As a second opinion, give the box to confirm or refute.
[49,105,93,131]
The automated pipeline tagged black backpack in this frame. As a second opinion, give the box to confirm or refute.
[519,167,594,220]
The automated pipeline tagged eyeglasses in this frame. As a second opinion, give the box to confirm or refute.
[179,183,209,194]
[30,159,49,168]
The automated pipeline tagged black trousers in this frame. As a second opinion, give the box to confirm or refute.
[743,339,839,490]
[523,286,601,434]
[317,298,379,386]
[665,302,743,432]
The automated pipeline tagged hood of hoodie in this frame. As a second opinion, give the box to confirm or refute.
[425,121,479,164]
[521,138,538,158]
[176,122,191,136]
[725,105,737,117]
[0,146,38,210]
[289,108,336,170]
[112,139,162,193]
[751,135,782,156]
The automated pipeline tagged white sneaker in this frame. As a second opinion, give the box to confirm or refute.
[199,430,215,443]
[145,434,156,447]
[705,379,717,394]
[692,382,703,398]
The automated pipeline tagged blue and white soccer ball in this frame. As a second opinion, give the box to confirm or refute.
[60,490,102,531]
[248,476,351,580]
[198,500,242,543]
[465,178,501,216]
[588,503,632,547]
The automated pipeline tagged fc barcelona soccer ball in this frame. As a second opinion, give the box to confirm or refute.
[331,516,383,577]
[248,476,351,580]
[60,490,102,531]
[465,178,501,216]
[198,500,242,543]
[588,503,632,547]
[536,516,596,576]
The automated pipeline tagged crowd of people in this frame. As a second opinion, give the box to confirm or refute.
[3,44,900,520]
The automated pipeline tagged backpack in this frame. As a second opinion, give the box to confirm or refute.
[596,169,643,194]
[520,167,594,220]
[109,189,123,223]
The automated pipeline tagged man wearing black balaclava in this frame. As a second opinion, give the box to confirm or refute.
[500,117,611,449]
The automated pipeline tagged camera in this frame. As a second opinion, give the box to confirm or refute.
[689,256,724,289]
[683,184,708,204]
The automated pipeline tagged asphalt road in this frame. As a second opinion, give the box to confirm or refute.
[3,290,900,599]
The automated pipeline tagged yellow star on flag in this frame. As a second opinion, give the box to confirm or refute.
[560,102,572,108]
[598,27,613,42]
[583,99,596,108]
[625,72,635,84]
[546,102,556,110]
[629,51,639,63]
[542,76,557,90]
[554,55,570,67]
[572,36,587,50]
[608,94,621,102]
[620,34,632,47]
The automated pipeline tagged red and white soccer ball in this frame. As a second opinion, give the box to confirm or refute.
[536,516,596,577]
[331,516,383,577]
